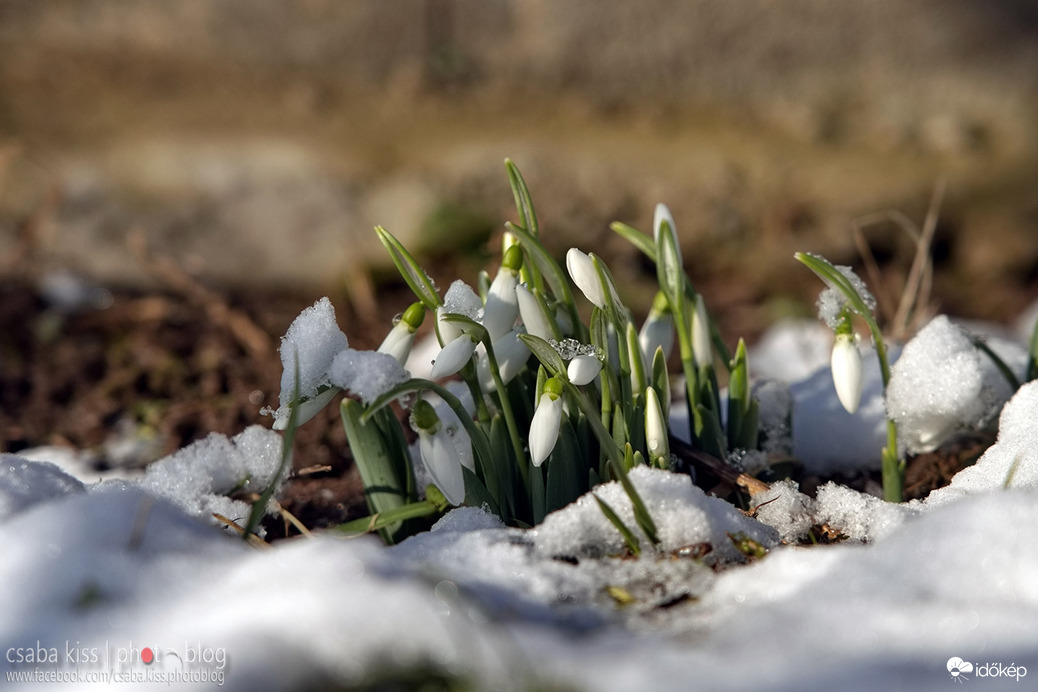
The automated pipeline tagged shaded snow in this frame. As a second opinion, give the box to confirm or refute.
[4,315,1038,690]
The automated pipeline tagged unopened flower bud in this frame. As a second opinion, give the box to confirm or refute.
[831,333,863,414]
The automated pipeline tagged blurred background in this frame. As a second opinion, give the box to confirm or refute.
[2,1,1038,501]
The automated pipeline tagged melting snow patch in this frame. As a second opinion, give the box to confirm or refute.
[0,456,85,522]
[886,316,1014,454]
[135,425,282,526]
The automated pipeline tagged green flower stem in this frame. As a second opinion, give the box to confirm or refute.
[244,353,300,541]
[1028,315,1038,382]
[481,335,529,483]
[796,251,904,501]
[970,335,1021,390]
[562,379,625,470]
[795,252,891,385]
[882,421,903,503]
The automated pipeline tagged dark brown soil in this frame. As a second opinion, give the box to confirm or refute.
[0,277,419,534]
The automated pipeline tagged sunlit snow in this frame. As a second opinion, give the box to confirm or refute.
[3,313,1038,690]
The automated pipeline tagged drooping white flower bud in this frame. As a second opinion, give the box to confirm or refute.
[431,334,478,379]
[529,377,564,467]
[567,353,602,386]
[482,246,523,340]
[566,248,607,309]
[476,329,530,392]
[378,302,425,365]
[411,399,465,506]
[515,283,554,341]
[831,333,863,414]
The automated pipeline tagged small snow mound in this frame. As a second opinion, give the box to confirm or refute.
[750,480,813,543]
[431,506,506,533]
[886,316,1012,454]
[278,296,348,405]
[443,280,483,320]
[0,456,85,522]
[534,466,778,564]
[139,425,283,524]
[814,482,918,542]
[328,348,409,404]
[927,380,1038,506]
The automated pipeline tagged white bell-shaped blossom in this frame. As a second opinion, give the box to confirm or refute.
[529,378,564,467]
[431,334,478,379]
[515,283,554,341]
[411,400,465,506]
[567,354,602,386]
[483,268,519,340]
[377,302,425,366]
[482,246,523,340]
[436,306,465,345]
[566,248,607,309]
[477,330,530,392]
[831,333,863,414]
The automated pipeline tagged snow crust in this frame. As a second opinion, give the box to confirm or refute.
[887,316,1019,453]
[4,313,1038,690]
[277,296,347,406]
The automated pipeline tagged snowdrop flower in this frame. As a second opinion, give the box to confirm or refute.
[431,303,480,379]
[482,245,523,340]
[639,290,675,363]
[691,293,712,369]
[831,332,863,414]
[515,283,554,341]
[411,399,465,506]
[567,353,602,386]
[431,334,478,379]
[529,377,564,467]
[566,248,606,309]
[645,386,669,467]
[377,302,425,365]
[476,329,530,392]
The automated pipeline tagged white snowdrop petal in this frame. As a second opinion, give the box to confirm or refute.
[529,393,563,467]
[567,354,602,386]
[566,248,606,309]
[431,337,478,379]
[420,430,465,506]
[831,334,863,415]
[483,270,519,340]
[515,283,554,341]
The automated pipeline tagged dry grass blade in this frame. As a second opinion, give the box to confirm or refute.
[213,513,272,549]
[891,180,944,339]
[127,229,272,360]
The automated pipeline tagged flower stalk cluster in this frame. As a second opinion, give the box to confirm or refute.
[272,160,768,545]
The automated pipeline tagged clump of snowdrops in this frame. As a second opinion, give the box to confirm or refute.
[268,160,766,547]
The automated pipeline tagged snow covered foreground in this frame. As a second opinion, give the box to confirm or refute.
[4,323,1038,690]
